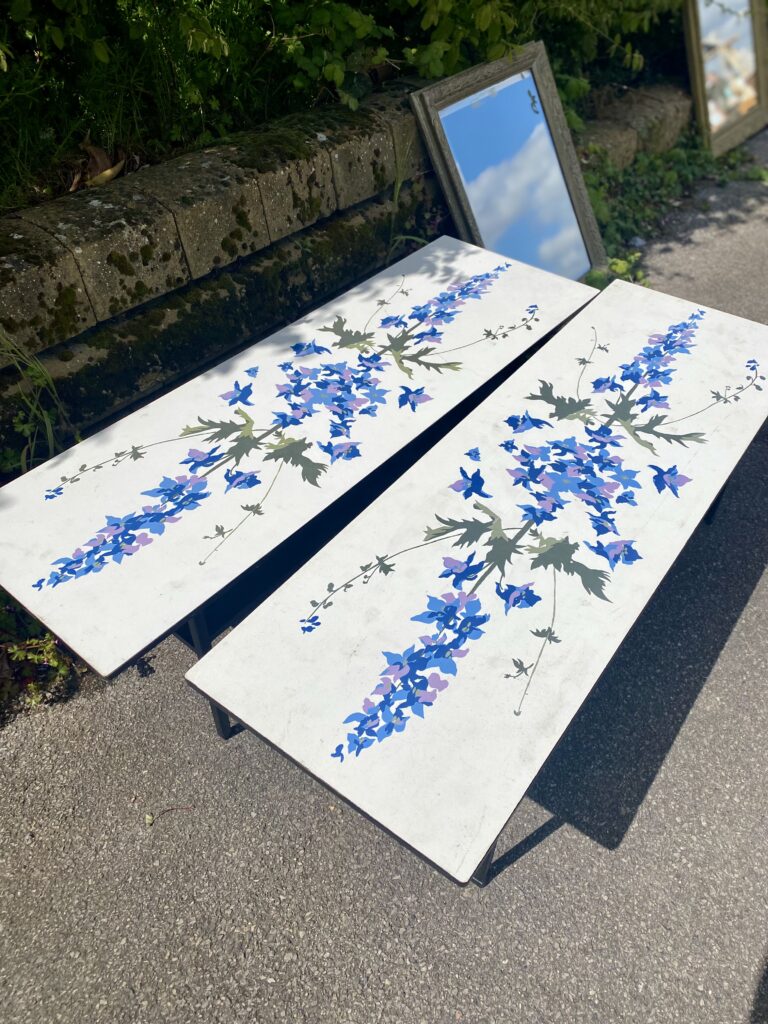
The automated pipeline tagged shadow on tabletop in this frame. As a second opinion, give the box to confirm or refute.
[524,422,768,851]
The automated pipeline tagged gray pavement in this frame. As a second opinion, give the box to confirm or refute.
[2,132,768,1024]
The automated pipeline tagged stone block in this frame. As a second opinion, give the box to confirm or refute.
[130,151,270,279]
[580,121,639,171]
[328,124,396,208]
[361,89,431,181]
[602,85,692,156]
[226,143,336,243]
[0,178,451,458]
[0,217,95,368]
[19,178,189,322]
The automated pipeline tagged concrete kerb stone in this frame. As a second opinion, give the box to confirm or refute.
[361,89,431,183]
[18,178,190,322]
[0,218,95,369]
[224,142,337,245]
[129,151,270,280]
[328,122,397,209]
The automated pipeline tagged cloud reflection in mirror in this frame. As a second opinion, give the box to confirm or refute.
[439,70,590,280]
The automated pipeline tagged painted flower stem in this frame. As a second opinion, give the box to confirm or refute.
[198,461,284,566]
[362,276,406,334]
[514,566,557,716]
[664,369,761,425]
[437,313,537,357]
[576,327,598,401]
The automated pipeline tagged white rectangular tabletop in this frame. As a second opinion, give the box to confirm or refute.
[187,280,768,883]
[0,237,594,677]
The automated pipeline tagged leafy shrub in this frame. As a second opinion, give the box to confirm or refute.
[1,0,683,210]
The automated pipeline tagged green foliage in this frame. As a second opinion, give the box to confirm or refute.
[583,133,756,260]
[0,328,76,475]
[0,589,78,722]
[1,0,684,211]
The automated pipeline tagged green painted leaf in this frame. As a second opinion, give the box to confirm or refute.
[635,413,706,448]
[423,514,491,547]
[529,535,610,601]
[531,627,561,644]
[264,435,327,486]
[319,315,375,351]
[402,346,462,374]
[527,380,594,422]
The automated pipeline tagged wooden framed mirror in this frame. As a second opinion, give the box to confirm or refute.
[410,41,606,280]
[684,0,768,154]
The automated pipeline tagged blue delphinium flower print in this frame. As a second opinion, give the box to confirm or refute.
[449,467,492,500]
[224,468,261,492]
[34,474,211,589]
[649,464,690,497]
[220,380,253,406]
[332,582,490,761]
[398,386,432,412]
[34,259,528,590]
[322,314,768,760]
[506,411,552,433]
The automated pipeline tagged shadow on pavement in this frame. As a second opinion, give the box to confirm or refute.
[753,951,768,1023]
[525,426,768,850]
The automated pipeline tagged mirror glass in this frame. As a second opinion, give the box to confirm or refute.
[697,0,758,133]
[438,69,591,280]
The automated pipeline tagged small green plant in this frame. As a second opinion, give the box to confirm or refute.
[0,329,76,474]
[0,589,78,723]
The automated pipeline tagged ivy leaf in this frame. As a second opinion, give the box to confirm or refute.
[529,535,610,601]
[319,315,375,351]
[531,626,561,644]
[527,380,594,422]
[264,435,327,486]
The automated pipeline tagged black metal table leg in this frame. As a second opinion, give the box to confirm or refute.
[471,840,497,887]
[187,610,212,657]
[704,483,727,525]
[210,701,236,740]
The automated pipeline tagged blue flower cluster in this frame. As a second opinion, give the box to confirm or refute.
[592,309,704,400]
[273,352,389,446]
[34,473,210,590]
[382,264,514,343]
[501,312,707,570]
[504,426,643,568]
[332,582,489,761]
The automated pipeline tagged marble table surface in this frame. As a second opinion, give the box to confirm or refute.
[187,279,768,882]
[0,237,594,676]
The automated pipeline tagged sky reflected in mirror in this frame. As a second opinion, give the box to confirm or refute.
[439,70,590,279]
